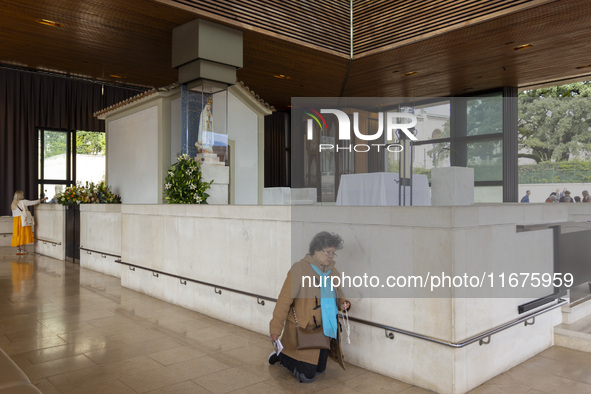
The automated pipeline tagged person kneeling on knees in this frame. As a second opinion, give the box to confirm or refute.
[268,231,351,382]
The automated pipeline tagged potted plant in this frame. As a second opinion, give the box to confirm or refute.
[163,153,213,204]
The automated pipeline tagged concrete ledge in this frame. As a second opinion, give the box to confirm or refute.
[561,298,591,325]
[554,327,591,353]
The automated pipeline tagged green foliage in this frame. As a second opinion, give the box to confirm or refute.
[470,163,502,182]
[76,131,105,155]
[163,154,213,204]
[43,132,67,158]
[519,82,591,163]
[55,181,121,206]
[43,130,105,158]
[519,160,591,183]
[426,95,503,167]
[466,95,503,136]
[413,166,432,183]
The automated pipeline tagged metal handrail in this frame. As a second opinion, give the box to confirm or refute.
[349,298,567,348]
[115,259,566,347]
[80,246,120,259]
[34,237,61,246]
[115,260,276,304]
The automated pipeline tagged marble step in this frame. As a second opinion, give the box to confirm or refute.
[555,312,591,353]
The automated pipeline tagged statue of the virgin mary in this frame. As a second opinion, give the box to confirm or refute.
[196,96,214,153]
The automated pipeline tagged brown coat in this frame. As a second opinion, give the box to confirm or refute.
[269,254,350,369]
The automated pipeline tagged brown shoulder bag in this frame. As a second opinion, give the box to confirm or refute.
[293,307,330,350]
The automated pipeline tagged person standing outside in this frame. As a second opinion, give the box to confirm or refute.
[559,190,574,203]
[521,190,531,203]
[10,191,46,255]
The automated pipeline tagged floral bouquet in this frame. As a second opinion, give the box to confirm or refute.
[56,181,121,206]
[163,153,212,204]
[86,181,122,204]
[55,184,87,206]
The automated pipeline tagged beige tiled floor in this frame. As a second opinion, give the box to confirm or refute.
[2,246,591,393]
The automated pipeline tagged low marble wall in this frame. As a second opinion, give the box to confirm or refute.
[567,202,591,222]
[79,204,122,278]
[119,205,291,325]
[290,204,567,393]
[101,203,586,393]
[34,204,66,260]
[263,187,317,205]
[0,216,12,247]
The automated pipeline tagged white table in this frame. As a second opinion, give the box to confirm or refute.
[335,172,431,206]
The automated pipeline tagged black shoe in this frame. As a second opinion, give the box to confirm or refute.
[268,351,279,365]
[293,368,316,383]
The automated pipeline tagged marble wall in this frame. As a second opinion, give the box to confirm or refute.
[107,105,161,203]
[79,204,122,278]
[34,204,66,261]
[0,216,12,247]
[70,203,591,393]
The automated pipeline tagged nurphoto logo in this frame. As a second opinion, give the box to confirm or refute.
[305,108,418,153]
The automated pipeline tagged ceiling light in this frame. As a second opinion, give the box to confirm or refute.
[513,44,532,51]
[109,74,125,79]
[402,71,418,77]
[273,74,291,79]
[38,19,62,28]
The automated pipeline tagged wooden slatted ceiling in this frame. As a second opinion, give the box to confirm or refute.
[2,0,591,111]
[0,0,195,87]
[239,30,350,107]
[158,0,558,58]
[353,0,543,55]
[343,0,591,97]
[166,0,351,55]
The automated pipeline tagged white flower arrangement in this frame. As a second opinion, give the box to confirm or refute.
[163,154,212,204]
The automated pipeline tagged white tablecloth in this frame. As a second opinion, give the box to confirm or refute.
[335,173,431,206]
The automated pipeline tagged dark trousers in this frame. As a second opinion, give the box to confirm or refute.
[279,349,329,380]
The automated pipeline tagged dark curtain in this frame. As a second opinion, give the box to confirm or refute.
[264,111,290,187]
[0,68,141,216]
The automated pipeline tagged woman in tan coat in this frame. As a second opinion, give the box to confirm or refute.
[269,231,350,382]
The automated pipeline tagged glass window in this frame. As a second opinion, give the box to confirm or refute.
[466,140,503,182]
[39,184,66,203]
[412,101,451,141]
[474,186,503,203]
[75,131,106,185]
[41,130,68,181]
[37,129,104,199]
[466,93,503,136]
[409,142,451,183]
